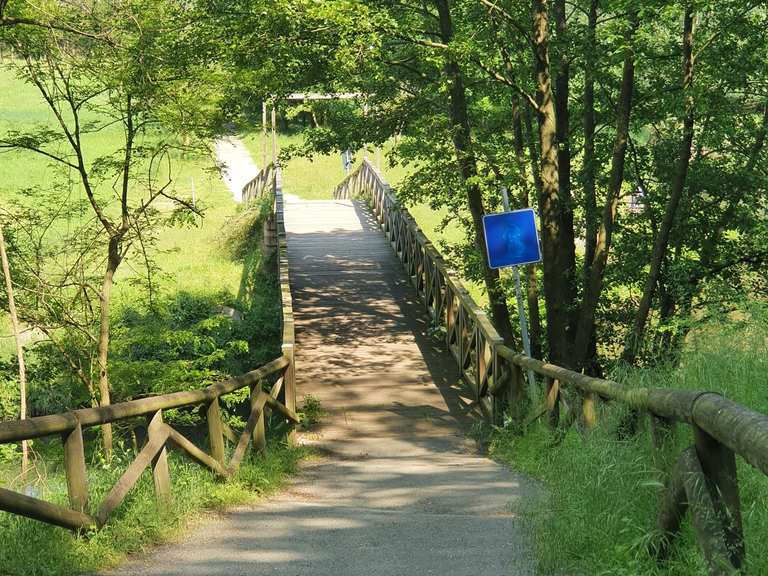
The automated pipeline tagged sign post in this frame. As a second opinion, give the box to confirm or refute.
[483,187,540,397]
[342,149,353,175]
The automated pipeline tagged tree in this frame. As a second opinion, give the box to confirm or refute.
[205,0,768,376]
[1,1,215,455]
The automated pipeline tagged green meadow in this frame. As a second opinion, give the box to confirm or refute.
[0,64,307,575]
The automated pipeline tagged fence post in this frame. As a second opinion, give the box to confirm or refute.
[510,363,527,428]
[252,386,267,453]
[491,345,513,426]
[207,398,226,466]
[147,411,171,508]
[62,419,89,513]
[694,426,745,569]
[546,378,561,429]
[582,392,597,429]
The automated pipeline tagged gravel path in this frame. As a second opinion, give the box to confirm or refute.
[214,136,259,203]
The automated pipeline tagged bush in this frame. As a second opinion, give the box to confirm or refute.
[108,286,280,426]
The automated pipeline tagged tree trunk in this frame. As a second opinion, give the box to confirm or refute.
[552,0,577,339]
[532,0,575,366]
[573,12,638,370]
[97,235,121,458]
[435,0,515,342]
[523,102,542,196]
[622,6,696,364]
[0,224,28,478]
[512,97,542,358]
[582,0,598,284]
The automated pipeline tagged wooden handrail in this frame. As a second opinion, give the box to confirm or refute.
[497,347,768,475]
[242,163,275,205]
[336,158,768,573]
[273,165,297,437]
[0,357,289,443]
[0,160,299,532]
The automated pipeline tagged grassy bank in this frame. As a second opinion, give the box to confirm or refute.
[0,442,306,576]
[491,305,768,575]
[0,65,307,576]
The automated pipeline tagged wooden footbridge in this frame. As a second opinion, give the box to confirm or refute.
[1,161,768,575]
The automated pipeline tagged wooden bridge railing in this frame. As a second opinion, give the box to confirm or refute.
[334,160,525,423]
[0,163,297,531]
[335,158,768,575]
[242,162,275,205]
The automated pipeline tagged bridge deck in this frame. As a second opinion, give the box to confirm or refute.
[110,198,534,575]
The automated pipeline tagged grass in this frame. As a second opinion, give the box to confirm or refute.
[240,131,355,200]
[0,441,307,576]
[0,64,309,576]
[490,304,768,576]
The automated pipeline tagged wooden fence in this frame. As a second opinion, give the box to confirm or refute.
[0,163,297,531]
[335,159,768,575]
[242,162,276,206]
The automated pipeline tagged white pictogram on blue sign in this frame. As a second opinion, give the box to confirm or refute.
[482,208,542,269]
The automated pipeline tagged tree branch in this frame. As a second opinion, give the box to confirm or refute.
[474,58,539,112]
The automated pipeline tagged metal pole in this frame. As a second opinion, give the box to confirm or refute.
[500,186,537,396]
[363,104,369,160]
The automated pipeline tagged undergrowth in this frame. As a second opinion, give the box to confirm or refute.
[491,305,768,576]
[0,173,295,575]
[298,394,326,430]
[0,441,307,576]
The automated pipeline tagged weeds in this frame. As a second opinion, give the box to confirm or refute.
[491,306,768,575]
[298,394,326,429]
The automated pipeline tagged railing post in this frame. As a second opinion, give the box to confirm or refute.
[490,344,508,426]
[252,385,267,453]
[546,378,561,429]
[510,361,527,429]
[147,411,171,508]
[207,398,226,466]
[62,419,89,513]
[694,426,745,569]
[582,392,597,429]
[283,344,296,444]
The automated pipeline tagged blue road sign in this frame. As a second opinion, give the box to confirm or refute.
[482,208,542,269]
